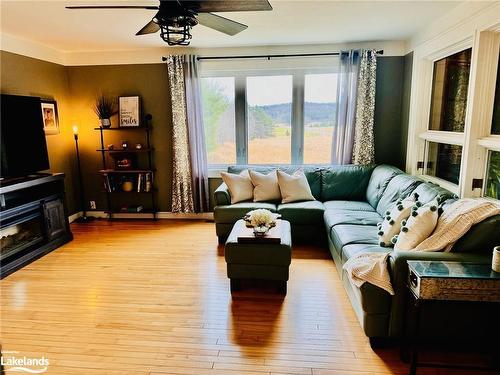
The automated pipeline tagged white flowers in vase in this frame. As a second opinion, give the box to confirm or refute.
[243,209,280,235]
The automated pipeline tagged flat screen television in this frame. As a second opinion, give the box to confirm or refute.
[1,94,50,179]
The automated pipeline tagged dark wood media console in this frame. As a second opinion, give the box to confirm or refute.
[0,173,73,278]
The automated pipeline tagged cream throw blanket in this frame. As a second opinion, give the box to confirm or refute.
[343,198,500,294]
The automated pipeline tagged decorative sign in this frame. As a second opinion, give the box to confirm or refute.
[119,96,140,127]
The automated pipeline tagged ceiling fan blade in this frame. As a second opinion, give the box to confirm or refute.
[180,0,272,13]
[197,13,247,36]
[136,20,161,35]
[66,6,159,10]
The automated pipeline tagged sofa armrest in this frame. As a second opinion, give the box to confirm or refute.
[214,182,231,206]
[386,250,491,337]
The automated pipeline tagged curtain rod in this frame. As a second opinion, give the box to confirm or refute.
[161,50,383,62]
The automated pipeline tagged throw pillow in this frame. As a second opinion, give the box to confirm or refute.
[393,199,439,251]
[220,170,253,204]
[377,193,418,247]
[249,170,281,202]
[277,170,315,203]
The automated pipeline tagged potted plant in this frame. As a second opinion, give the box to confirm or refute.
[94,94,117,128]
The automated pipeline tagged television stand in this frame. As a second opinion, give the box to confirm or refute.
[0,173,73,278]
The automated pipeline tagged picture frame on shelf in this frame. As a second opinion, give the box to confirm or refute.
[41,99,59,135]
[119,96,141,127]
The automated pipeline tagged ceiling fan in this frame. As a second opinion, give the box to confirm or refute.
[66,0,273,46]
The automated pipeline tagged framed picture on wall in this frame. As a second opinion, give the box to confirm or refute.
[41,99,60,135]
[119,96,141,127]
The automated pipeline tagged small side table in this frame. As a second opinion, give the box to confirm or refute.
[403,261,500,375]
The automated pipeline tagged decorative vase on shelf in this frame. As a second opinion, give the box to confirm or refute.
[122,180,134,192]
[100,118,111,128]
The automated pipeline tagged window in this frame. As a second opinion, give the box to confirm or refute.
[201,77,236,165]
[486,150,500,199]
[425,142,463,185]
[429,49,471,132]
[491,54,500,135]
[246,75,292,164]
[200,62,339,166]
[303,74,338,164]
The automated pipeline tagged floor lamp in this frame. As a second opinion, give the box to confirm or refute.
[73,125,94,223]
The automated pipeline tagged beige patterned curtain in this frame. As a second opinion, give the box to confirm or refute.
[166,55,209,213]
[352,49,377,165]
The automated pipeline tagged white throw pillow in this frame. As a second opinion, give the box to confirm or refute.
[249,170,281,202]
[393,199,439,251]
[276,170,315,204]
[377,193,418,247]
[220,170,253,204]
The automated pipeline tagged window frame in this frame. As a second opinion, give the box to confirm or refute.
[200,59,339,170]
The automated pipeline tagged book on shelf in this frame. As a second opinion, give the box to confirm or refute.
[101,172,153,193]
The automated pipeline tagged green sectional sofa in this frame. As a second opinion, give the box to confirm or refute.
[213,164,500,344]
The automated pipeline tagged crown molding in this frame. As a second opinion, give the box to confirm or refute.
[1,34,406,67]
[0,32,65,65]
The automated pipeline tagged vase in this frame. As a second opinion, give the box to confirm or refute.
[253,225,269,237]
[122,181,134,192]
[100,118,111,128]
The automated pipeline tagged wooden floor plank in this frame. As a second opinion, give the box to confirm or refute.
[0,220,475,374]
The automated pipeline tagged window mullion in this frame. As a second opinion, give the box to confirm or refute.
[235,76,247,165]
[292,73,305,164]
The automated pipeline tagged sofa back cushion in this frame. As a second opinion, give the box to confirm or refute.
[375,174,423,216]
[321,165,375,201]
[450,213,500,254]
[228,165,322,201]
[366,165,402,209]
[412,182,457,205]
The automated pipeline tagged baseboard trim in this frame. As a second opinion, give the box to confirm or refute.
[69,211,214,221]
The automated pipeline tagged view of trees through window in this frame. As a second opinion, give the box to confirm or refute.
[200,77,236,164]
[201,72,338,165]
[486,151,500,200]
[247,75,292,164]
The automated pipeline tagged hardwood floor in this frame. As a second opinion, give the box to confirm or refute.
[0,220,489,374]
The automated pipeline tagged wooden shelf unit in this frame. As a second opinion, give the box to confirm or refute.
[95,119,157,219]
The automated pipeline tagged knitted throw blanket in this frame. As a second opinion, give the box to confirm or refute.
[343,198,500,294]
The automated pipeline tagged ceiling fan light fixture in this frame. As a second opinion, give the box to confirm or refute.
[160,23,192,46]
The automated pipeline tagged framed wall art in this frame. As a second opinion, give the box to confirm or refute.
[119,96,141,127]
[41,99,59,135]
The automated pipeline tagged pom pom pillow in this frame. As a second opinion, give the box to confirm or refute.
[377,193,418,247]
[277,170,315,203]
[220,170,253,204]
[249,170,281,202]
[393,199,439,251]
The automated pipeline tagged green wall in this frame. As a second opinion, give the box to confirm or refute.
[1,51,413,214]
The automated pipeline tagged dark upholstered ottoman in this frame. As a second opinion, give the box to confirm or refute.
[225,219,292,295]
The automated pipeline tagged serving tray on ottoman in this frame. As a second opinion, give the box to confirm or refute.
[225,219,292,295]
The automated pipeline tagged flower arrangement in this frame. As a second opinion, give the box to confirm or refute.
[244,209,279,229]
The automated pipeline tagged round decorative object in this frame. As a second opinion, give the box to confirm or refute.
[107,144,114,150]
[122,180,134,192]
[121,140,129,150]
[135,143,143,150]
[100,118,111,128]
[253,225,269,237]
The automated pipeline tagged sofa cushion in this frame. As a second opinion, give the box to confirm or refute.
[228,165,322,200]
[375,174,423,216]
[278,201,325,225]
[324,210,382,228]
[366,165,402,209]
[330,224,380,254]
[412,182,456,205]
[323,200,375,212]
[214,202,277,224]
[341,244,390,263]
[321,165,375,201]
[451,214,500,254]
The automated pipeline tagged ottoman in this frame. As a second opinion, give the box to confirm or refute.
[224,219,292,295]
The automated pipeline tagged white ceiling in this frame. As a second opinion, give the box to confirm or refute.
[0,0,463,52]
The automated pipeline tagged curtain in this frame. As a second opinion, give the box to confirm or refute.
[352,49,377,165]
[331,50,360,164]
[166,55,209,213]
